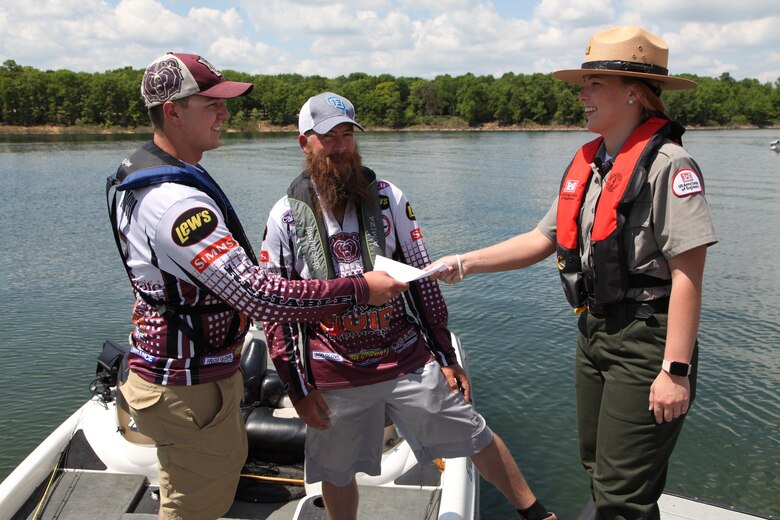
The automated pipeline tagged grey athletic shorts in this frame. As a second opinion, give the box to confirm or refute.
[305,361,493,486]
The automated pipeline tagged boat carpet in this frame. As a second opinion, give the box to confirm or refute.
[21,472,147,520]
[394,460,442,487]
[61,429,107,470]
[296,487,442,520]
[121,500,302,520]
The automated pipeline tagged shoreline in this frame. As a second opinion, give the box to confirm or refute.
[1,122,778,135]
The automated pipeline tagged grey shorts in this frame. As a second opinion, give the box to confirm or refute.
[305,361,493,486]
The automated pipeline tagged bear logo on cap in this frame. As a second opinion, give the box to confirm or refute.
[143,58,184,107]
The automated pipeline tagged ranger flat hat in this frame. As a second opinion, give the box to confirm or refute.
[552,25,696,91]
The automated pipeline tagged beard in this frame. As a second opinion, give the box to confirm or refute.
[306,144,372,213]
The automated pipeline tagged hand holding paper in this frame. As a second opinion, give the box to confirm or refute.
[374,255,447,283]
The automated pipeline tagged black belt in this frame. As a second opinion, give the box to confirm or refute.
[586,297,669,319]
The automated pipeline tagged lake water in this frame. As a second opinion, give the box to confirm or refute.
[0,129,778,519]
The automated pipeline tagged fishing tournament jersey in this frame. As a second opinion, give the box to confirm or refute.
[110,141,368,386]
[260,173,457,402]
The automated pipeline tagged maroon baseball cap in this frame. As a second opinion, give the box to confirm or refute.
[141,52,253,109]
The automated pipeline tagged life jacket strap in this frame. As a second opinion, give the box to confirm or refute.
[586,296,670,320]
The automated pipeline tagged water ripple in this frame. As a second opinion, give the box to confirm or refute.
[1,131,778,519]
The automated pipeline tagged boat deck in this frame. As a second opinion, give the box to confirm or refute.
[15,470,444,520]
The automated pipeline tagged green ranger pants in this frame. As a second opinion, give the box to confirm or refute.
[576,309,698,520]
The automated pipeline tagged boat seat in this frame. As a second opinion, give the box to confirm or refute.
[240,335,306,465]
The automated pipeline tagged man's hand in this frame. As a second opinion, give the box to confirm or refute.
[364,271,408,306]
[293,390,331,430]
[649,371,690,424]
[440,363,472,403]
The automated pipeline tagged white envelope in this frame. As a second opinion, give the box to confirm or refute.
[374,255,446,283]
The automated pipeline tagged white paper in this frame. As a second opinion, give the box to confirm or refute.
[374,255,447,283]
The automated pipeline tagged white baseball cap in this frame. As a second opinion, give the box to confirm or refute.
[298,92,365,135]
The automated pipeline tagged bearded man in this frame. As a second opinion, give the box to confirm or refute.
[259,92,556,520]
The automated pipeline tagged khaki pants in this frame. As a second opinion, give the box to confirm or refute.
[120,370,248,520]
[576,310,698,520]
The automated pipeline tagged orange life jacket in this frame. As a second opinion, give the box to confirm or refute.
[555,117,679,312]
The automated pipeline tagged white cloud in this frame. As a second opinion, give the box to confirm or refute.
[243,1,365,36]
[206,36,301,74]
[660,17,780,80]
[0,0,777,81]
[622,0,777,23]
[535,0,615,26]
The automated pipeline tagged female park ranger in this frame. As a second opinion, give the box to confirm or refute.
[430,25,718,519]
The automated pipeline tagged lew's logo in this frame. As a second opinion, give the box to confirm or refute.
[172,207,217,246]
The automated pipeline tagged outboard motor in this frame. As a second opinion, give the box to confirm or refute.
[90,339,126,402]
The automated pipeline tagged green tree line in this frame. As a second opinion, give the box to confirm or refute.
[1,59,779,129]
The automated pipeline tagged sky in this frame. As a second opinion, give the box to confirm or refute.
[0,0,778,83]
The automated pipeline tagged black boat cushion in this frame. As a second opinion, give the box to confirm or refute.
[245,406,306,464]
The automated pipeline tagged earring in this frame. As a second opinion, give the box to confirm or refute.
[628,99,635,105]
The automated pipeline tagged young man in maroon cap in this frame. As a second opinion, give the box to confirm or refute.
[108,54,406,520]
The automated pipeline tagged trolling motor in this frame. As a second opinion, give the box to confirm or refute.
[89,339,128,403]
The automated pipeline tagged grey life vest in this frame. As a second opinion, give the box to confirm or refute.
[286,167,385,279]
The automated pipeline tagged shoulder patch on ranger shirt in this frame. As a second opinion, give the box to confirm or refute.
[671,168,703,197]
[172,207,218,246]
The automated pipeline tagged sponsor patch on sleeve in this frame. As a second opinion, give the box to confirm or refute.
[259,250,270,263]
[410,228,423,241]
[191,236,238,272]
[671,168,703,197]
[172,207,218,246]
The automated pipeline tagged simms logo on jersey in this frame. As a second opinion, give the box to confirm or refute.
[191,236,238,272]
[172,207,217,246]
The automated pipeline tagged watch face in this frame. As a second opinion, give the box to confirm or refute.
[669,361,690,377]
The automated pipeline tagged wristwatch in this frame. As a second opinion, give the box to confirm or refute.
[662,359,692,377]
